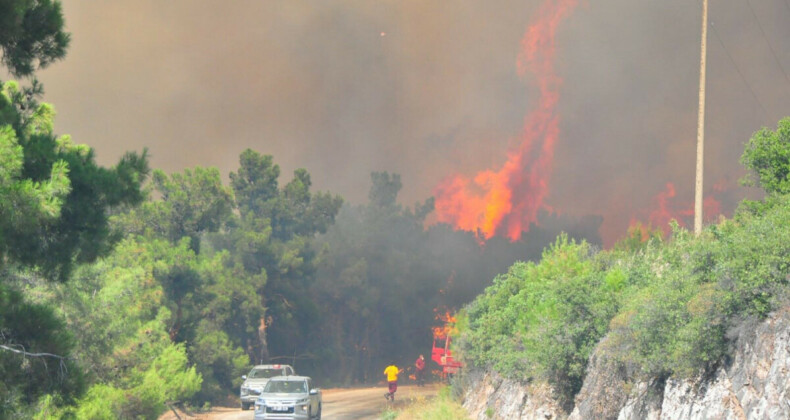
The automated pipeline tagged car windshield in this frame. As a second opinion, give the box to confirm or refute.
[264,380,307,394]
[248,368,284,379]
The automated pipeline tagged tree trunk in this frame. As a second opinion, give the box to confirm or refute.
[169,302,182,342]
[258,316,270,364]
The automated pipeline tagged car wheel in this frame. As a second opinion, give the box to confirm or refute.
[241,402,250,411]
[308,407,312,419]
[316,403,322,420]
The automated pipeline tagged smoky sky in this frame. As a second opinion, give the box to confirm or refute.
[31,0,790,245]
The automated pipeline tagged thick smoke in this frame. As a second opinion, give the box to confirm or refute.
[36,0,790,245]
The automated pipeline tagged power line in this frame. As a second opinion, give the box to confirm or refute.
[744,0,790,85]
[709,21,771,119]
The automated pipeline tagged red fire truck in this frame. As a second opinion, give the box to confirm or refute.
[431,312,462,376]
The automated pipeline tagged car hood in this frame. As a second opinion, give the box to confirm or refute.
[259,392,309,401]
[243,378,270,387]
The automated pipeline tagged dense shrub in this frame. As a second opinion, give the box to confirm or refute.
[458,195,790,401]
[740,117,790,195]
[458,235,621,402]
[605,196,790,378]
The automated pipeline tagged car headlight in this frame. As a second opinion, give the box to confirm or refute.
[296,398,310,410]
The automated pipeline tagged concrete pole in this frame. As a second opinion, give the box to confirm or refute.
[694,0,708,235]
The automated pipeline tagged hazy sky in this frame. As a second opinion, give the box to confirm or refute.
[30,0,790,244]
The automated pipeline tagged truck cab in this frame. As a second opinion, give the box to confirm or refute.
[240,364,296,410]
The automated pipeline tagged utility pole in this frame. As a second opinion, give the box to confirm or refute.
[694,0,708,235]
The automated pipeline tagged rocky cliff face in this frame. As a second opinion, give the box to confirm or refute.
[461,308,790,420]
[461,369,567,420]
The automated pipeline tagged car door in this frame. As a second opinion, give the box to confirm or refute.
[307,378,317,411]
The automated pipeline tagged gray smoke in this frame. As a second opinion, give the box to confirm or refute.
[34,0,790,245]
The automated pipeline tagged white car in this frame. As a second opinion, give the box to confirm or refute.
[240,364,296,410]
[253,375,322,420]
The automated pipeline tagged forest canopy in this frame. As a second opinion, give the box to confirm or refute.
[4,3,789,418]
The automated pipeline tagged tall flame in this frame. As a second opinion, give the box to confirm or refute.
[434,0,578,241]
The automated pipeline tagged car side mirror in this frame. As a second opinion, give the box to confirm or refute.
[242,375,247,380]
[309,389,318,395]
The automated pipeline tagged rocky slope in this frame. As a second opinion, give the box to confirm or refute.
[461,369,566,420]
[461,308,790,419]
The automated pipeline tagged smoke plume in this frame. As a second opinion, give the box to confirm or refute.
[31,0,790,246]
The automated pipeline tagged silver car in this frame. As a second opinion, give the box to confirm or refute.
[253,376,322,420]
[240,364,296,410]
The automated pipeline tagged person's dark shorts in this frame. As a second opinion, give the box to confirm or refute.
[388,381,397,393]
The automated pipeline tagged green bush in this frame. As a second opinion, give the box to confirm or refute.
[740,117,790,195]
[459,191,790,402]
[605,196,790,379]
[458,235,620,402]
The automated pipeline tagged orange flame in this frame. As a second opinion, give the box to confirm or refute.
[630,182,724,236]
[624,222,657,244]
[432,309,458,338]
[434,0,578,241]
[648,183,690,230]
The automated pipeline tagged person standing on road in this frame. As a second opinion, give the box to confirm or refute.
[383,362,403,401]
[414,355,426,387]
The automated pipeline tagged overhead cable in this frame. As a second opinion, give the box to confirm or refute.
[709,21,771,119]
[744,0,790,86]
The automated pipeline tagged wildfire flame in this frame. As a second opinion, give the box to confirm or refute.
[432,309,458,339]
[630,182,723,236]
[434,0,578,241]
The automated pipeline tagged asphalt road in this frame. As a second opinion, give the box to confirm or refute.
[160,384,440,420]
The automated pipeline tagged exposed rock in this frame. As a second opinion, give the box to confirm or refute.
[461,369,567,420]
[570,307,790,420]
[567,335,633,420]
[463,308,790,420]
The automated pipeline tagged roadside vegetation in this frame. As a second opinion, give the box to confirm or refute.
[381,387,471,420]
[456,117,790,407]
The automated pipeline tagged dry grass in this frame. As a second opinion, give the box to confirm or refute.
[382,387,471,420]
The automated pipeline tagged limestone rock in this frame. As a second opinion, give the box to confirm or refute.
[463,308,790,420]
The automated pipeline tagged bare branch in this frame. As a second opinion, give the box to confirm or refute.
[0,344,67,360]
[0,343,71,381]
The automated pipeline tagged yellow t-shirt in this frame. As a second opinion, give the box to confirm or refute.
[384,365,399,382]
